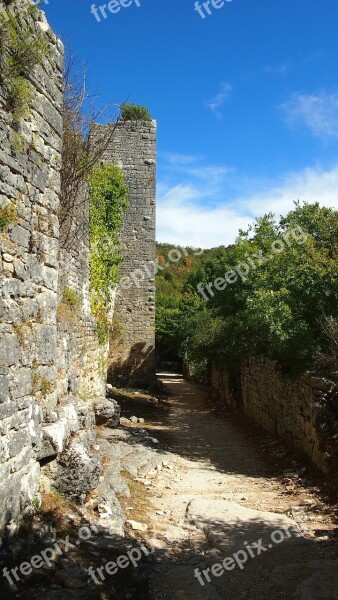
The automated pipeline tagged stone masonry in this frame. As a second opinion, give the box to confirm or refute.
[0,4,158,536]
[90,120,157,387]
[0,4,64,533]
[212,357,338,479]
[0,3,108,536]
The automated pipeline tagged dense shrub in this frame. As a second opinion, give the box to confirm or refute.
[121,103,152,121]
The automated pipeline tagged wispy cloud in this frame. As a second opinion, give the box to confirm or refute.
[157,162,338,247]
[206,82,233,118]
[263,61,291,76]
[161,152,199,166]
[159,152,232,186]
[280,90,338,140]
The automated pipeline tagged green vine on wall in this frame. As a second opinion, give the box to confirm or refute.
[0,2,49,123]
[89,164,128,344]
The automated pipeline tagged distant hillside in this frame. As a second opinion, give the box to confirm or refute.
[156,243,204,300]
[155,243,208,365]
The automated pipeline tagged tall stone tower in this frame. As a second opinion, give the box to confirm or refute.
[90,120,156,387]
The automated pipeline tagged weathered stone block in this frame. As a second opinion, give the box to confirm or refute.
[9,224,30,249]
[0,333,21,366]
[34,324,57,365]
[10,367,32,399]
[94,397,121,428]
[0,367,9,403]
[49,436,100,502]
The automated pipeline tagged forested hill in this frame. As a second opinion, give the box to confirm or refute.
[156,243,204,297]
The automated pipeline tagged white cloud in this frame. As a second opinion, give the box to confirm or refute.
[157,184,249,248]
[157,164,338,248]
[238,165,338,220]
[280,90,338,139]
[206,83,233,118]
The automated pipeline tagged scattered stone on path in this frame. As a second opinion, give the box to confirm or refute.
[94,397,121,428]
[126,519,148,531]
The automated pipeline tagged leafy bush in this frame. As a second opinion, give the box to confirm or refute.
[155,244,205,365]
[62,287,81,308]
[121,103,152,122]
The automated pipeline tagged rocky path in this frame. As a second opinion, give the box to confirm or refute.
[125,373,338,600]
[1,374,337,600]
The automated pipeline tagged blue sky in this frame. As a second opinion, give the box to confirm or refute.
[44,0,338,247]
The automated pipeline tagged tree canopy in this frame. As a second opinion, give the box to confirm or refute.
[156,203,338,380]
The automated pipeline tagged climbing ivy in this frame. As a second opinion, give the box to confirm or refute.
[89,164,128,344]
[0,3,49,123]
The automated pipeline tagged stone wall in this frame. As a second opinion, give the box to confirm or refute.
[0,5,64,532]
[56,179,107,405]
[212,357,338,477]
[0,5,158,536]
[90,120,156,387]
[0,3,107,536]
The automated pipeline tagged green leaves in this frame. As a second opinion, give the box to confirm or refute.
[121,103,152,122]
[179,202,338,375]
[0,201,17,232]
[89,164,128,344]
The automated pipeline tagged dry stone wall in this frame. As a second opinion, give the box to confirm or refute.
[0,5,64,533]
[212,357,338,478]
[0,4,105,536]
[0,4,158,538]
[56,181,107,406]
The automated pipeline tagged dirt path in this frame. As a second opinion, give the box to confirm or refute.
[3,375,336,600]
[128,374,338,600]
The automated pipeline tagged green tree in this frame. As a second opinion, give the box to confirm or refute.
[179,202,338,377]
